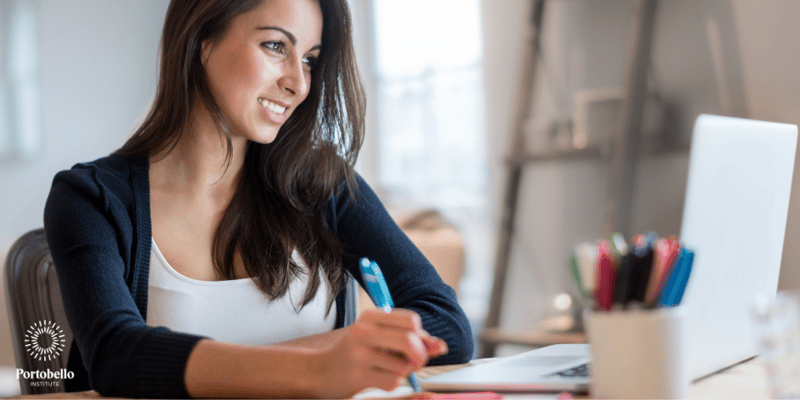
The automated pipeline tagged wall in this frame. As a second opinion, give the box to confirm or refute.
[731,0,800,290]
[0,0,168,367]
[480,0,800,348]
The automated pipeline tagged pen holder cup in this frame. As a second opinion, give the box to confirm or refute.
[584,307,689,399]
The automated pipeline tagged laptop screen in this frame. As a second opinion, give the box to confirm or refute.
[679,114,797,379]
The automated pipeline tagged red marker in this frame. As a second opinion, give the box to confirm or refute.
[595,240,617,311]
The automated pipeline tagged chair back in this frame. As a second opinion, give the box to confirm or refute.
[4,228,71,394]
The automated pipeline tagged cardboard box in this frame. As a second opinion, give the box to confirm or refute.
[358,209,465,314]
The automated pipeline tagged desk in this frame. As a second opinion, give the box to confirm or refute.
[7,357,771,399]
[413,357,771,399]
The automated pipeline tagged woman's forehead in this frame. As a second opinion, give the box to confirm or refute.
[236,0,323,43]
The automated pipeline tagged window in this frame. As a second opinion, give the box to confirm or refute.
[368,0,490,319]
[1,0,42,160]
[372,0,486,209]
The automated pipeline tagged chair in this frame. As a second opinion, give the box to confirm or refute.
[3,228,72,395]
[3,228,361,395]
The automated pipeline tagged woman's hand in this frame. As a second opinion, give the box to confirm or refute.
[314,309,448,398]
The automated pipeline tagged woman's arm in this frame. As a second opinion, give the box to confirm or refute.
[185,309,445,398]
[328,175,475,365]
[184,339,319,398]
[45,165,206,397]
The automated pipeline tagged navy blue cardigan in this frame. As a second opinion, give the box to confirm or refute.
[44,154,473,398]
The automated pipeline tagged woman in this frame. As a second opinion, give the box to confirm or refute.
[43,0,473,398]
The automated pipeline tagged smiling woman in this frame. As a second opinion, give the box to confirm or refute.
[200,0,322,144]
[42,0,473,398]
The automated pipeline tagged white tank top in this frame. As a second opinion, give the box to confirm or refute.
[146,238,336,345]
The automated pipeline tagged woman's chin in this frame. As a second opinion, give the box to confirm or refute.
[247,129,279,145]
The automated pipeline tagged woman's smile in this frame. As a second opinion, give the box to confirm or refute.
[258,97,289,124]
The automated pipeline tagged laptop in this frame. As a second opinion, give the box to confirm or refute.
[421,114,798,393]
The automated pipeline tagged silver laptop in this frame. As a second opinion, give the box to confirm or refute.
[421,114,798,392]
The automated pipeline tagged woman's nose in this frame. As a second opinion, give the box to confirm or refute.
[279,56,308,97]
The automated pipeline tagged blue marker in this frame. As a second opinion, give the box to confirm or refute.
[359,258,422,393]
[658,248,695,307]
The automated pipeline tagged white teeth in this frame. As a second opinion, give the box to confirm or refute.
[259,98,287,114]
[271,103,287,114]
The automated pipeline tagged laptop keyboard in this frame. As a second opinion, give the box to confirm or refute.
[550,363,590,378]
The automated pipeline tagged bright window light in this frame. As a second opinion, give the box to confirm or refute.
[372,0,487,209]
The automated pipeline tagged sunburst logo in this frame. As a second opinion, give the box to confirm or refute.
[24,321,66,362]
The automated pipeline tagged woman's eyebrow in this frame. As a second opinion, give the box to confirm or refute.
[257,26,322,52]
[257,26,296,44]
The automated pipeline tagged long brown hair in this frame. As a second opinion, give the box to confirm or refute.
[115,0,365,313]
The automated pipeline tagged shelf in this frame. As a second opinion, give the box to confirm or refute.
[508,146,607,165]
[507,139,689,166]
[482,0,667,358]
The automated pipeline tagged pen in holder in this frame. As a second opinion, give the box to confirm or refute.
[567,232,693,312]
[568,232,694,399]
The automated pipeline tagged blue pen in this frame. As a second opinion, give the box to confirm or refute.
[658,248,695,307]
[359,258,423,392]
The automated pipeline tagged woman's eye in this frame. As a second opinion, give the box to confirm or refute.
[303,56,318,70]
[262,41,285,54]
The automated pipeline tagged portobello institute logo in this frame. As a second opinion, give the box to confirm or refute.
[24,320,66,362]
[17,320,73,388]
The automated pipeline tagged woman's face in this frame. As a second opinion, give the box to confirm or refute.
[201,0,323,144]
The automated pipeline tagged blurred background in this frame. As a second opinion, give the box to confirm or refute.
[1,0,800,395]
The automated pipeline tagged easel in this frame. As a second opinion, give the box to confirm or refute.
[480,0,660,358]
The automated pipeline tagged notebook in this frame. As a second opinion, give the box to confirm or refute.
[421,114,798,392]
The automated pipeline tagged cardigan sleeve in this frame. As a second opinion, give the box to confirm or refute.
[44,165,205,398]
[329,175,474,365]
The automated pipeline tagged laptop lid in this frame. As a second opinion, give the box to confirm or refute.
[679,114,797,379]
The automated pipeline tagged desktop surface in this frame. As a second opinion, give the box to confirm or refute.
[5,356,771,399]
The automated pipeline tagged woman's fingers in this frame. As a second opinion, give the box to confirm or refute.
[360,309,450,360]
[368,348,415,376]
[422,335,448,357]
[359,308,422,330]
[360,310,452,366]
[321,309,451,397]
[363,330,428,369]
[350,320,426,369]
[363,367,406,392]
